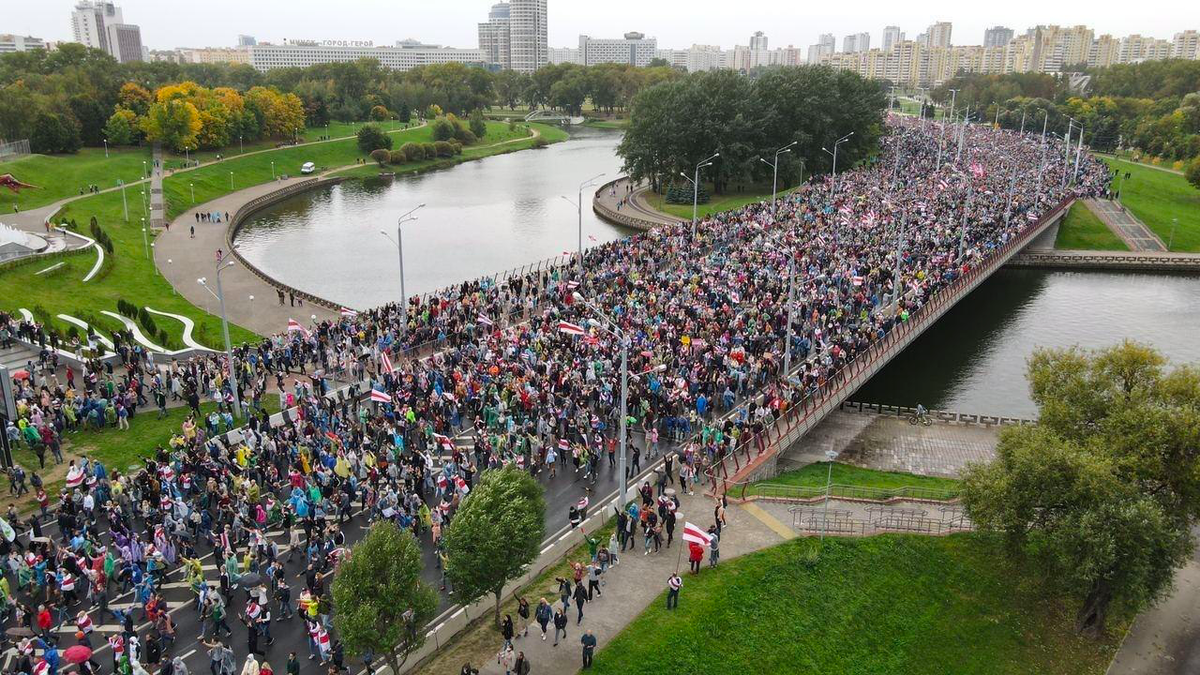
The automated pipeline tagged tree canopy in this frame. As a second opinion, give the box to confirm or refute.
[443,464,545,625]
[962,341,1200,636]
[617,66,886,194]
[331,521,438,674]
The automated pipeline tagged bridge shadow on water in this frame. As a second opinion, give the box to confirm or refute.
[853,268,1051,410]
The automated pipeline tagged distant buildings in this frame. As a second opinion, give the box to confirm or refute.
[579,32,657,67]
[843,32,870,53]
[70,0,142,62]
[0,35,47,53]
[245,40,483,71]
[882,26,904,52]
[983,26,1014,48]
[478,0,547,72]
[807,34,835,67]
[237,35,256,47]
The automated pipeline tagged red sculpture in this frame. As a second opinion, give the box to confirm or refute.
[0,174,37,193]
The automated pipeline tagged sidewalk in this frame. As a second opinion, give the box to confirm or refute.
[593,178,678,227]
[474,489,786,675]
[153,176,338,337]
[1085,198,1167,252]
[1107,535,1200,675]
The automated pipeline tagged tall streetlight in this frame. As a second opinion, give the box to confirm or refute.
[239,135,244,154]
[379,204,426,336]
[939,89,958,169]
[560,172,605,274]
[197,260,241,419]
[229,171,234,190]
[572,292,663,509]
[185,145,190,164]
[820,449,839,543]
[190,182,195,204]
[140,217,148,259]
[763,240,797,378]
[757,140,797,221]
[688,152,720,239]
[271,161,275,180]
[118,179,128,221]
[103,138,109,158]
[821,132,854,195]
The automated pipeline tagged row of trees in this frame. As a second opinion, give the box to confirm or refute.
[930,62,1200,164]
[618,66,886,194]
[331,466,545,673]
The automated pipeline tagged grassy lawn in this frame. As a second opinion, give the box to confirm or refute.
[1054,202,1129,251]
[743,461,961,498]
[584,118,629,129]
[645,184,797,220]
[1104,156,1200,252]
[0,146,152,211]
[414,518,615,675]
[592,534,1126,675]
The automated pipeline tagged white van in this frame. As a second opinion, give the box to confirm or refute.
[301,162,315,175]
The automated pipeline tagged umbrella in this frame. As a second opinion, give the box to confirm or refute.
[238,572,263,587]
[63,645,93,664]
[5,627,34,638]
[11,370,29,381]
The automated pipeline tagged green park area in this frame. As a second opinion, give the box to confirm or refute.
[0,120,563,349]
[1104,156,1200,252]
[645,184,797,220]
[740,461,961,498]
[1054,202,1129,250]
[591,534,1125,675]
[0,145,151,212]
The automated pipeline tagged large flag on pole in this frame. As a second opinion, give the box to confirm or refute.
[477,314,494,327]
[369,389,393,404]
[287,319,309,337]
[340,307,358,318]
[380,351,396,374]
[682,522,713,547]
[557,321,585,336]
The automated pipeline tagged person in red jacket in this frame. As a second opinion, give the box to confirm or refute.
[36,604,53,638]
[688,542,704,574]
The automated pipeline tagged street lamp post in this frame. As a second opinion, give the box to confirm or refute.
[689,152,720,240]
[561,173,605,275]
[938,89,958,169]
[103,138,108,158]
[185,146,190,164]
[190,182,195,204]
[140,217,148,258]
[757,140,796,221]
[118,180,128,221]
[1170,218,1178,251]
[821,132,854,195]
[199,261,242,419]
[820,449,838,543]
[380,204,426,337]
[239,135,243,154]
[229,171,234,190]
[271,161,275,180]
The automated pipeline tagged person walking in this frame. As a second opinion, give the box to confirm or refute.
[666,573,682,610]
[572,581,588,625]
[514,651,530,675]
[552,608,567,646]
[580,630,597,669]
[688,541,703,574]
[534,598,551,640]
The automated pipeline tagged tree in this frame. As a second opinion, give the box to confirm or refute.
[443,465,545,625]
[1187,156,1200,191]
[962,341,1200,637]
[370,148,390,165]
[103,109,138,145]
[332,522,437,675]
[141,98,200,151]
[356,123,391,153]
[369,105,389,121]
[469,109,486,140]
[30,111,82,154]
[400,141,423,160]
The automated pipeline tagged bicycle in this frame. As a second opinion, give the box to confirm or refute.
[907,410,933,426]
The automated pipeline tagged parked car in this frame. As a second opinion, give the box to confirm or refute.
[301,162,315,174]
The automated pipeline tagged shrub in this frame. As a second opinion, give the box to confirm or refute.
[469,110,487,140]
[455,128,477,145]
[400,142,423,160]
[431,118,456,142]
[1186,156,1200,191]
[388,150,406,164]
[421,143,436,159]
[369,105,390,122]
[433,141,454,157]
[532,137,548,149]
[369,148,390,166]
[448,140,463,155]
[356,124,392,153]
[508,120,517,132]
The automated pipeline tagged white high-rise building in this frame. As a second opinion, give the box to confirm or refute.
[1174,30,1200,60]
[0,35,47,53]
[70,0,122,52]
[749,31,768,51]
[509,0,548,73]
[882,26,904,51]
[808,33,835,65]
[478,2,511,69]
[843,32,870,53]
[248,42,484,72]
[548,46,579,64]
[238,35,257,47]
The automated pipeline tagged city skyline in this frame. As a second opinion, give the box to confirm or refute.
[6,0,1196,55]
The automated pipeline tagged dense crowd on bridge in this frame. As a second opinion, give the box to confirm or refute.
[0,116,1108,675]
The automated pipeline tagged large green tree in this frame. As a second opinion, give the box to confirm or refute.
[331,521,438,675]
[962,341,1200,636]
[443,464,545,625]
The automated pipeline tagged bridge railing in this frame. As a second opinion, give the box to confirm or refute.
[703,197,1072,497]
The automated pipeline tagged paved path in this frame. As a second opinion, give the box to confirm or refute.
[593,178,678,227]
[150,145,165,229]
[473,489,786,675]
[153,176,339,336]
[1085,198,1167,252]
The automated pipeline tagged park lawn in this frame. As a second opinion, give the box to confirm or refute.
[591,534,1126,675]
[1054,202,1129,251]
[415,519,616,675]
[645,184,797,220]
[1104,156,1200,252]
[742,461,961,498]
[1,186,260,348]
[585,118,629,129]
[0,146,152,212]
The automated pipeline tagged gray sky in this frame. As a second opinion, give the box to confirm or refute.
[11,0,1198,52]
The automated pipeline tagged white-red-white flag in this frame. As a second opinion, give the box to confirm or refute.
[433,433,455,450]
[340,307,358,318]
[682,522,713,547]
[369,389,392,404]
[558,321,585,336]
[380,351,395,374]
[477,314,494,326]
[287,319,309,337]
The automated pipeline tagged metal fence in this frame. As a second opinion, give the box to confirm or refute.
[789,503,975,536]
[0,139,30,161]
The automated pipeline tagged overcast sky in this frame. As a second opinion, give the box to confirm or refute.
[12,0,1198,52]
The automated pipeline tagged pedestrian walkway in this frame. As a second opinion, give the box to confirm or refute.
[150,145,165,229]
[474,490,786,675]
[153,177,338,336]
[1085,198,1167,252]
[592,178,678,228]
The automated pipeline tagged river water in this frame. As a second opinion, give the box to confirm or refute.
[235,126,630,309]
[236,128,1200,418]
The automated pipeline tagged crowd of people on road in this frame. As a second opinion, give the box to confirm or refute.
[0,116,1109,675]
